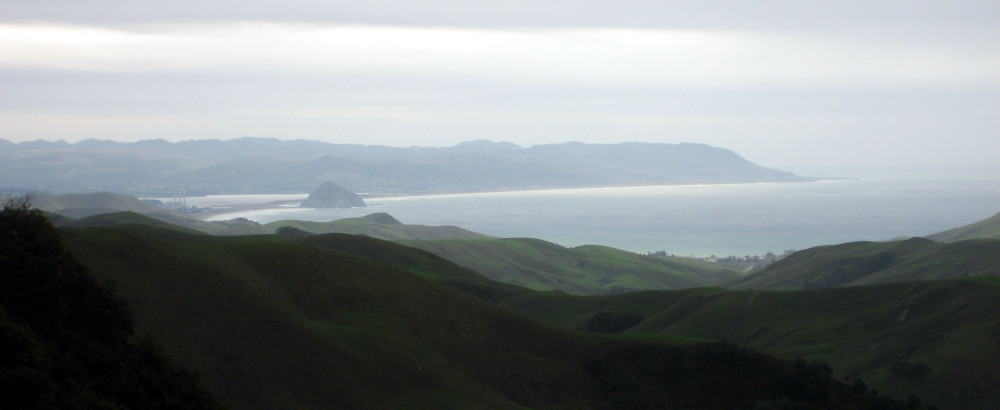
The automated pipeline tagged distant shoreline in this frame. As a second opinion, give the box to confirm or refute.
[192,199,303,220]
[191,179,841,221]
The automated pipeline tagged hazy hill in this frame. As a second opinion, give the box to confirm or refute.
[265,213,490,240]
[59,211,207,234]
[28,190,737,295]
[55,223,908,409]
[30,191,161,217]
[728,237,1000,290]
[30,191,213,230]
[404,237,740,294]
[497,278,1000,409]
[1,138,813,196]
[30,191,491,239]
[928,211,1000,241]
[49,204,736,295]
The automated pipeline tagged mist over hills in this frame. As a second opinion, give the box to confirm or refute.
[0,137,812,196]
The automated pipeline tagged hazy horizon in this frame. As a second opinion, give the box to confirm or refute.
[3,136,993,180]
[2,1,998,178]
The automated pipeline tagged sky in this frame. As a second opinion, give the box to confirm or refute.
[2,1,999,177]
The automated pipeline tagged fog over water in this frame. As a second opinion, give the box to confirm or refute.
[202,178,1000,256]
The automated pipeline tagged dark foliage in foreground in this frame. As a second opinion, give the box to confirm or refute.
[0,197,220,409]
[582,311,644,334]
[588,341,921,409]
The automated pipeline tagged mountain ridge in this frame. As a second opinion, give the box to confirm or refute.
[0,138,814,196]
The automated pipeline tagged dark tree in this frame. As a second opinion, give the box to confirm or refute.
[0,197,221,409]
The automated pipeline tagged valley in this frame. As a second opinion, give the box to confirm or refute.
[7,193,997,408]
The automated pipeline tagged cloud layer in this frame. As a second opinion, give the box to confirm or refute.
[1,1,998,176]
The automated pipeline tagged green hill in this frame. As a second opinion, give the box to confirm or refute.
[55,223,906,409]
[30,191,160,217]
[16,197,994,408]
[60,210,207,234]
[32,190,743,295]
[402,237,740,294]
[728,237,1000,290]
[497,278,1000,409]
[928,211,1000,241]
[264,212,490,240]
[33,191,227,232]
[30,191,498,240]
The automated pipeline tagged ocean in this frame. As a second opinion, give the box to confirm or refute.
[197,178,1000,256]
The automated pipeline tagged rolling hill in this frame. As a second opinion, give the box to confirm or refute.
[31,192,740,295]
[728,237,1000,290]
[58,211,207,234]
[928,211,1000,242]
[496,278,1000,409]
[32,191,492,239]
[404,237,740,294]
[264,212,490,240]
[11,197,997,407]
[29,191,160,216]
[32,191,226,232]
[51,222,905,409]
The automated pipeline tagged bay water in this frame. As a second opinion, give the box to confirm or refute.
[200,178,1000,256]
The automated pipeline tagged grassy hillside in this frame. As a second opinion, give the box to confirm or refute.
[57,224,906,409]
[30,191,160,216]
[27,198,996,408]
[36,195,740,295]
[263,212,490,240]
[59,211,207,234]
[403,237,740,295]
[928,211,1000,241]
[728,237,1000,290]
[31,191,497,241]
[33,191,230,232]
[497,278,1000,409]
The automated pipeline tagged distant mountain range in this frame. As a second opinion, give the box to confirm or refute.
[0,137,813,196]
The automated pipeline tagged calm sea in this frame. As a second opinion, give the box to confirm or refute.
[198,178,1000,256]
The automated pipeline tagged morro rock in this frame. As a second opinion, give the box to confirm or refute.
[300,182,366,208]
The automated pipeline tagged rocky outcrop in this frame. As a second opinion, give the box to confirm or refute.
[299,182,366,208]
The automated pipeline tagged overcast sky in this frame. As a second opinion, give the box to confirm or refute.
[2,1,998,177]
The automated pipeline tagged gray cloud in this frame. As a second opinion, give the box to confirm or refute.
[7,0,999,31]
[2,1,998,177]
